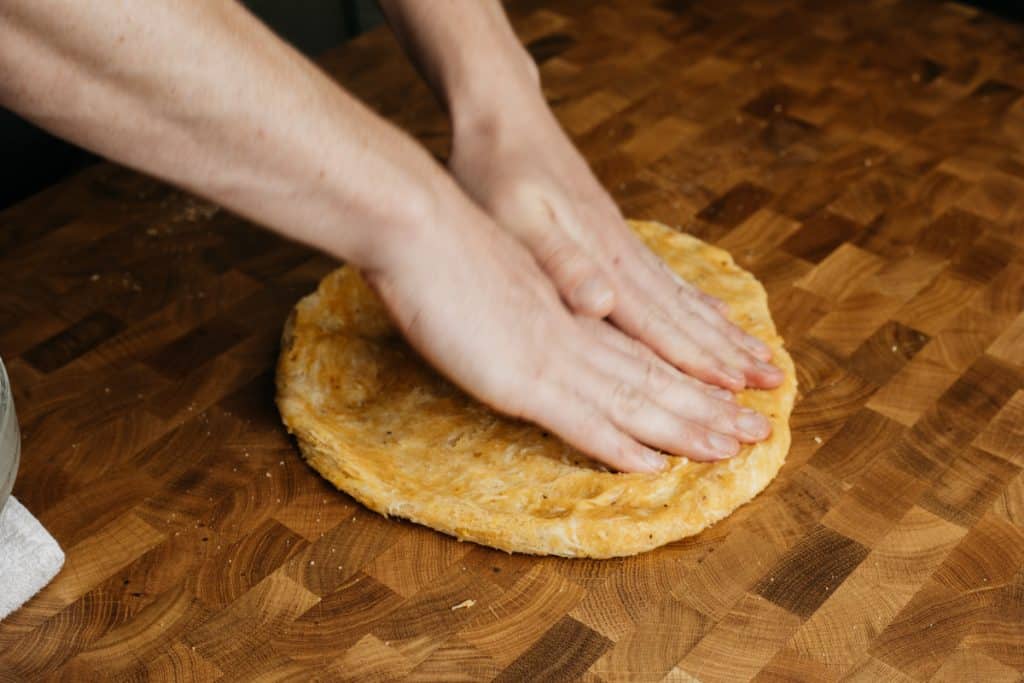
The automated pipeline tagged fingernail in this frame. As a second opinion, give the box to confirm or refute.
[642,450,668,472]
[756,360,783,378]
[743,335,771,358]
[575,276,614,314]
[668,269,689,288]
[704,294,729,313]
[708,432,739,458]
[709,388,735,401]
[737,407,770,439]
[724,366,745,386]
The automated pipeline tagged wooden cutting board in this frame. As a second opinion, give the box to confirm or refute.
[1,0,1022,680]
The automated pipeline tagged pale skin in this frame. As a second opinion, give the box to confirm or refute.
[0,0,782,473]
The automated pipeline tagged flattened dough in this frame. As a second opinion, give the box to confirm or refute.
[275,220,797,558]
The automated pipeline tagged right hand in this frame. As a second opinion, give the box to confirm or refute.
[363,192,772,474]
[448,95,784,394]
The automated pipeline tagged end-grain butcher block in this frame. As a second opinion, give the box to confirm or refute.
[276,220,797,557]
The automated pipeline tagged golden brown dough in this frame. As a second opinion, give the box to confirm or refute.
[275,220,797,558]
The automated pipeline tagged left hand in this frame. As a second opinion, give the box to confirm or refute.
[448,95,784,392]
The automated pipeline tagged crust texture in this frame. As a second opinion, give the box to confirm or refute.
[275,220,797,558]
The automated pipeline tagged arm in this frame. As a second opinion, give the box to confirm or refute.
[378,0,541,126]
[380,0,785,392]
[0,0,757,471]
[0,0,439,269]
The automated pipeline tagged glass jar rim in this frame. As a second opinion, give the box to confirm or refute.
[0,357,10,427]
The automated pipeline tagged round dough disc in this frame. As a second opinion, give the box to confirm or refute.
[276,220,797,558]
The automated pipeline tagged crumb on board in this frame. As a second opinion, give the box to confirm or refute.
[450,599,476,611]
[813,436,823,444]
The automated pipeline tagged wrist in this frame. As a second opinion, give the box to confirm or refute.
[446,49,545,141]
[343,157,473,276]
[339,170,440,272]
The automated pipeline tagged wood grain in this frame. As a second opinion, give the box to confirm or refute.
[2,0,1023,679]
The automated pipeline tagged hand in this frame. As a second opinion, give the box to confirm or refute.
[364,190,772,473]
[448,96,785,393]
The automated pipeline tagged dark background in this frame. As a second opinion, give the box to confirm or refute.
[1,0,1020,211]
[976,0,1024,21]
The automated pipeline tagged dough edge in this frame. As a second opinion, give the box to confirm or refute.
[276,220,797,558]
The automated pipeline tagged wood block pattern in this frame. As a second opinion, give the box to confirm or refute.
[2,0,1023,679]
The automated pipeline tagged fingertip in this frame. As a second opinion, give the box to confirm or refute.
[735,406,772,441]
[753,360,785,387]
[697,290,729,314]
[741,335,773,361]
[707,431,740,460]
[617,443,668,473]
[637,447,669,473]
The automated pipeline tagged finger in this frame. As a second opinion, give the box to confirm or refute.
[616,253,760,387]
[637,259,783,388]
[654,258,774,363]
[611,298,748,391]
[684,298,783,388]
[666,270,776,366]
[699,291,731,316]
[654,259,731,316]
[670,298,784,389]
[525,219,616,318]
[600,373,740,461]
[578,317,736,402]
[584,335,772,443]
[570,363,740,462]
[521,381,668,473]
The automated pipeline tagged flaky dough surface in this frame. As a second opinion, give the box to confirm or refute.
[275,220,797,558]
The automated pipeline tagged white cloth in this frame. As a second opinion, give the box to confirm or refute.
[0,496,65,620]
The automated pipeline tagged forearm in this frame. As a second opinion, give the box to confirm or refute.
[378,0,542,131]
[0,0,449,269]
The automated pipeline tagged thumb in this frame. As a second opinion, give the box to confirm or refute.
[533,230,616,318]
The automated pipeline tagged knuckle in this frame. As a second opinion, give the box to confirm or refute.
[643,359,671,394]
[684,344,717,371]
[720,345,753,371]
[713,357,738,378]
[541,241,586,283]
[677,421,705,446]
[540,239,573,270]
[725,323,750,346]
[711,403,738,432]
[662,333,706,373]
[626,335,654,361]
[674,307,704,329]
[697,355,737,384]
[639,305,669,338]
[610,381,646,420]
[672,277,695,299]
